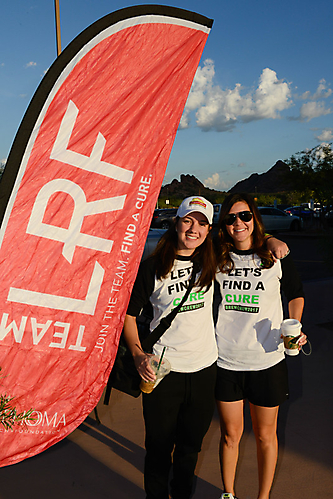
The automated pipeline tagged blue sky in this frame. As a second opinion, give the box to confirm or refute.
[1,0,333,191]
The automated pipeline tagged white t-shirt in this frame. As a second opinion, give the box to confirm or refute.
[215,250,304,371]
[127,256,217,373]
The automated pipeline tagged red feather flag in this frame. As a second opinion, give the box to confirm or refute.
[0,6,213,466]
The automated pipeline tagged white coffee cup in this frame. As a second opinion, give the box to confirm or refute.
[281,319,302,356]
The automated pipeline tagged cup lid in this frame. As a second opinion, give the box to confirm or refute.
[281,318,302,329]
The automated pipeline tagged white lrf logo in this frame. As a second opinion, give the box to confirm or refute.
[7,100,134,315]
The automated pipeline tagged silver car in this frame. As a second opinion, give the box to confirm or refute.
[258,207,302,232]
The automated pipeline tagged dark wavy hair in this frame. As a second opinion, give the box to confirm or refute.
[216,193,274,273]
[150,216,216,290]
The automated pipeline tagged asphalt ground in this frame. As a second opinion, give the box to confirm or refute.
[277,230,333,282]
[0,231,332,498]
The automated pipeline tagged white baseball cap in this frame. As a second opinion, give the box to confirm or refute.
[176,196,213,224]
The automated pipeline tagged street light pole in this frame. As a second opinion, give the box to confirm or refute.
[54,0,62,56]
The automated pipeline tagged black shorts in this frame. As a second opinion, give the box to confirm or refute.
[215,359,289,407]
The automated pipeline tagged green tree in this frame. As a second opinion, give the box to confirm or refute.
[285,143,333,208]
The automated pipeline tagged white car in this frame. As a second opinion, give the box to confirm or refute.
[258,207,302,232]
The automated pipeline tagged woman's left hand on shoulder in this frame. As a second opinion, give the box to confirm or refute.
[266,237,290,261]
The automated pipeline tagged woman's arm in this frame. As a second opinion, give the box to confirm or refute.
[288,296,304,322]
[266,236,289,260]
[280,254,307,348]
[123,314,156,382]
[123,257,157,381]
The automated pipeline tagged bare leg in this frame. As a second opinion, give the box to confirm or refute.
[217,400,244,496]
[249,403,279,499]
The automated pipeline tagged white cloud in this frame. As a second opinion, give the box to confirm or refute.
[300,79,332,100]
[253,68,292,119]
[25,61,37,68]
[180,59,215,129]
[204,172,230,190]
[293,79,333,122]
[204,172,220,188]
[315,128,333,142]
[300,101,332,121]
[181,63,292,132]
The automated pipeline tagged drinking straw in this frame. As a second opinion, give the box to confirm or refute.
[157,346,166,372]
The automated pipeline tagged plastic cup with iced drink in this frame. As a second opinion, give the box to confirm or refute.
[281,319,302,356]
[140,355,171,394]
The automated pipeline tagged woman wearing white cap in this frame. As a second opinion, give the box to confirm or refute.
[124,196,217,499]
[123,196,287,499]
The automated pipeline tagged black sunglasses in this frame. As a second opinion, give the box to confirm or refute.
[224,211,253,225]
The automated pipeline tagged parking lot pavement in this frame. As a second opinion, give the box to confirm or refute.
[270,230,333,281]
[0,270,332,498]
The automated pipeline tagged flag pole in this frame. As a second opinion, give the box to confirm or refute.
[54,0,62,56]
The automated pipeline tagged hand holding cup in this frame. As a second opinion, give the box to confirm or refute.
[140,355,171,393]
[281,319,304,356]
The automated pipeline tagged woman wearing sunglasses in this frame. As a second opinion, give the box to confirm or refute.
[214,193,307,499]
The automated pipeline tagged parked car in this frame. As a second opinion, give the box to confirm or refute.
[142,228,167,259]
[150,208,177,229]
[300,202,322,212]
[258,207,302,232]
[284,206,317,219]
[213,204,222,226]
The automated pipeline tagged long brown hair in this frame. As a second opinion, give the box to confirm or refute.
[150,217,216,289]
[216,193,274,273]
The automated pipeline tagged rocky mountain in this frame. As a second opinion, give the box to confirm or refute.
[160,174,219,198]
[160,160,292,198]
[228,160,292,194]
